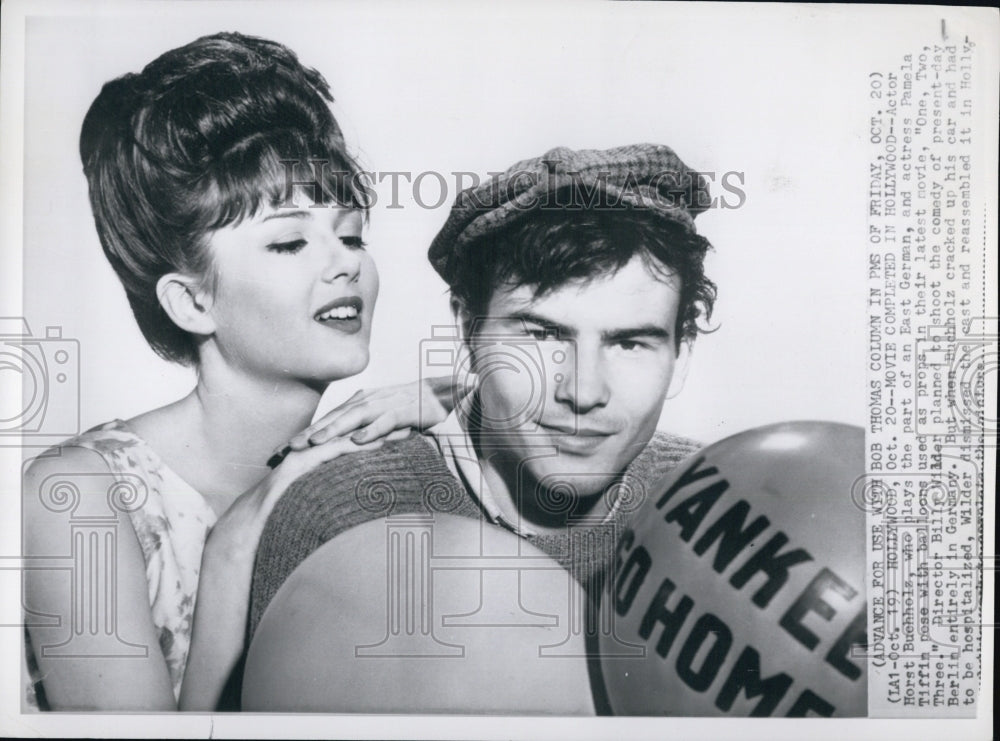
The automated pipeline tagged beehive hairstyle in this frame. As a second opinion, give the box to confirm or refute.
[80,32,368,365]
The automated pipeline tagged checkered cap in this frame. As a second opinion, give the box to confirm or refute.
[428,143,710,285]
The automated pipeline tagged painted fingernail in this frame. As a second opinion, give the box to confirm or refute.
[267,445,291,469]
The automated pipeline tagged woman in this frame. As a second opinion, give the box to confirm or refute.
[23,31,458,711]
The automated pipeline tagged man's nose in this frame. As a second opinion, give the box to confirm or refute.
[321,240,362,284]
[552,344,610,413]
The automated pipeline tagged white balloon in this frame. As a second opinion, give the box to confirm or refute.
[599,422,867,717]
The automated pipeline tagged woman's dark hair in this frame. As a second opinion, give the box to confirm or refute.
[80,32,368,365]
[451,202,717,347]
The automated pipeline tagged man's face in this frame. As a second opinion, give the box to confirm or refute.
[468,254,688,501]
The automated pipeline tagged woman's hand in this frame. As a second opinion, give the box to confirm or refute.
[272,373,476,463]
[181,433,387,711]
[217,435,389,556]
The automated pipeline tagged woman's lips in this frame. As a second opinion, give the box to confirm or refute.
[314,296,364,334]
[317,315,363,334]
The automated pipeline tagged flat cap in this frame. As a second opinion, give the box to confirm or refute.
[428,143,710,285]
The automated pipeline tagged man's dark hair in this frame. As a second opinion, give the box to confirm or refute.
[450,196,717,347]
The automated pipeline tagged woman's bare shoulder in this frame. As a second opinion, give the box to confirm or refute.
[21,446,134,589]
[23,441,113,482]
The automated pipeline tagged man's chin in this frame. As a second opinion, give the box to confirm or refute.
[526,461,622,501]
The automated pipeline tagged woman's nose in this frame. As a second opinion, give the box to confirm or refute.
[321,240,362,284]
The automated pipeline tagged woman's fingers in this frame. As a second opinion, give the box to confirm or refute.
[267,435,386,501]
[307,403,378,445]
[349,409,401,443]
[267,402,392,468]
[349,410,421,444]
[297,434,385,471]
[274,372,476,463]
[280,396,380,454]
[279,385,424,454]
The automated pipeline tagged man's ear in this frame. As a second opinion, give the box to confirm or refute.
[450,296,474,346]
[156,273,216,336]
[449,296,481,381]
[666,340,693,399]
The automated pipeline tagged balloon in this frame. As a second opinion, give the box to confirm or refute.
[243,513,595,714]
[599,421,867,717]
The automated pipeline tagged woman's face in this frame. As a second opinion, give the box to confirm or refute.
[201,204,378,388]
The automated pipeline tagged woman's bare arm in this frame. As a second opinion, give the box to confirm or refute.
[177,434,389,710]
[25,432,391,711]
[23,446,176,710]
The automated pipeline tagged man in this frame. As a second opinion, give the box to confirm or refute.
[244,143,718,711]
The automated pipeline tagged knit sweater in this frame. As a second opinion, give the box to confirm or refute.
[249,430,700,640]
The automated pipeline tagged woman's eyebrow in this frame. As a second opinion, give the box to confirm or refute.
[262,211,310,222]
[261,208,357,225]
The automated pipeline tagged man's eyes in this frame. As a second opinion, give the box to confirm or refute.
[525,326,560,341]
[520,328,652,351]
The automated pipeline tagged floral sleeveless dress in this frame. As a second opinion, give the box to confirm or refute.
[24,419,217,710]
